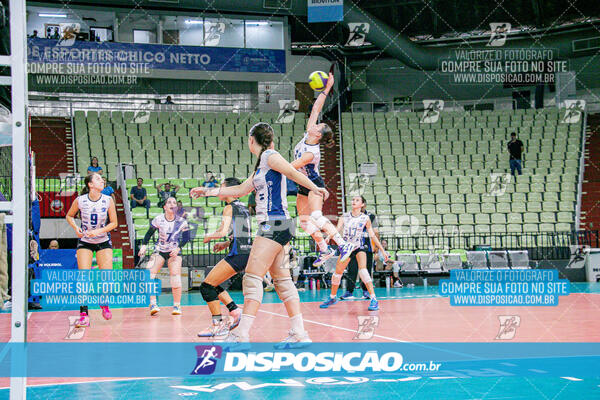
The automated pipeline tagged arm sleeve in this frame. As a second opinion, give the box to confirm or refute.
[142,225,157,245]
[179,229,191,248]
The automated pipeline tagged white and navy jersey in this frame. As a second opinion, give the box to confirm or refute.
[342,212,371,248]
[78,194,112,244]
[252,149,290,224]
[361,211,378,253]
[293,133,321,181]
[151,214,189,253]
[227,200,253,256]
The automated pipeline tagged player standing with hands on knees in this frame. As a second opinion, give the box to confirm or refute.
[293,67,356,267]
[138,197,190,316]
[66,173,118,328]
[191,122,329,346]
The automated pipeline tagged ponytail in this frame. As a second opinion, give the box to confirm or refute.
[80,174,95,195]
[319,124,335,148]
[249,122,274,172]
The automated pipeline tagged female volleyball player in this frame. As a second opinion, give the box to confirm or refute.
[66,173,118,328]
[292,72,355,266]
[197,177,250,337]
[138,197,190,316]
[191,122,329,345]
[320,195,389,311]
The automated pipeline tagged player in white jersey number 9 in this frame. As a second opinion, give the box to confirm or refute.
[66,172,118,328]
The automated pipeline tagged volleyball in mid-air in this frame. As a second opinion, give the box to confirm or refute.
[309,71,328,92]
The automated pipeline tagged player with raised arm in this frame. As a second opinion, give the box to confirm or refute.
[292,67,356,267]
[191,122,329,346]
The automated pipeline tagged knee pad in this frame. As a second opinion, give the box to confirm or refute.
[392,263,401,273]
[358,268,372,284]
[200,282,219,303]
[331,272,342,286]
[310,210,329,229]
[214,285,224,294]
[170,274,182,289]
[273,277,299,303]
[300,219,318,235]
[243,273,264,303]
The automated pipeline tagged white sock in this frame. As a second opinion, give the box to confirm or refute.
[236,314,255,337]
[330,294,336,299]
[371,294,376,300]
[150,298,157,306]
[174,302,180,307]
[316,239,328,252]
[332,233,345,245]
[290,314,305,333]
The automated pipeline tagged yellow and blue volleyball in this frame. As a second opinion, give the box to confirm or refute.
[309,71,328,92]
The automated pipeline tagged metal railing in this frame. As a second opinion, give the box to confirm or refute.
[28,93,259,118]
[134,230,596,266]
[350,98,517,113]
[576,111,588,229]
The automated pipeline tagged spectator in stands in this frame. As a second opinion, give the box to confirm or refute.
[29,30,38,38]
[48,240,59,250]
[202,172,218,188]
[101,177,115,202]
[247,190,256,216]
[87,157,103,176]
[130,178,151,217]
[164,96,175,105]
[157,182,180,208]
[176,200,188,219]
[507,132,524,178]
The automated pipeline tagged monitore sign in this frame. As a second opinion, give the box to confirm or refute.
[308,0,344,23]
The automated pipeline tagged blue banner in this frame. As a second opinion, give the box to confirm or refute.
[27,38,286,73]
[308,0,344,23]
[38,249,78,270]
[1,343,600,378]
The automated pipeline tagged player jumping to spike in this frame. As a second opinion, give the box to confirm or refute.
[292,69,357,267]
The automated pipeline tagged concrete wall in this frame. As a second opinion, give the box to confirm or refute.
[350,55,600,104]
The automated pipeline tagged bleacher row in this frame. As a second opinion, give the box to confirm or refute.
[389,249,531,276]
[74,110,320,252]
[342,108,582,235]
[74,110,309,180]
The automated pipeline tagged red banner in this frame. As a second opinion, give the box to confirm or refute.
[38,191,77,217]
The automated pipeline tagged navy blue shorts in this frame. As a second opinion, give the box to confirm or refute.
[297,175,325,197]
[77,240,112,252]
[257,219,295,246]
[156,250,181,260]
[224,254,250,273]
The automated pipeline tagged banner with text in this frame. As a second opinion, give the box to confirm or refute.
[27,38,286,73]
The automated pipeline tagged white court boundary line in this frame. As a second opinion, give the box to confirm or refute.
[257,309,408,343]
[0,377,163,390]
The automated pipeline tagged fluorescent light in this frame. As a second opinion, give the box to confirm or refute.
[185,19,203,24]
[246,21,269,26]
[39,13,67,18]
